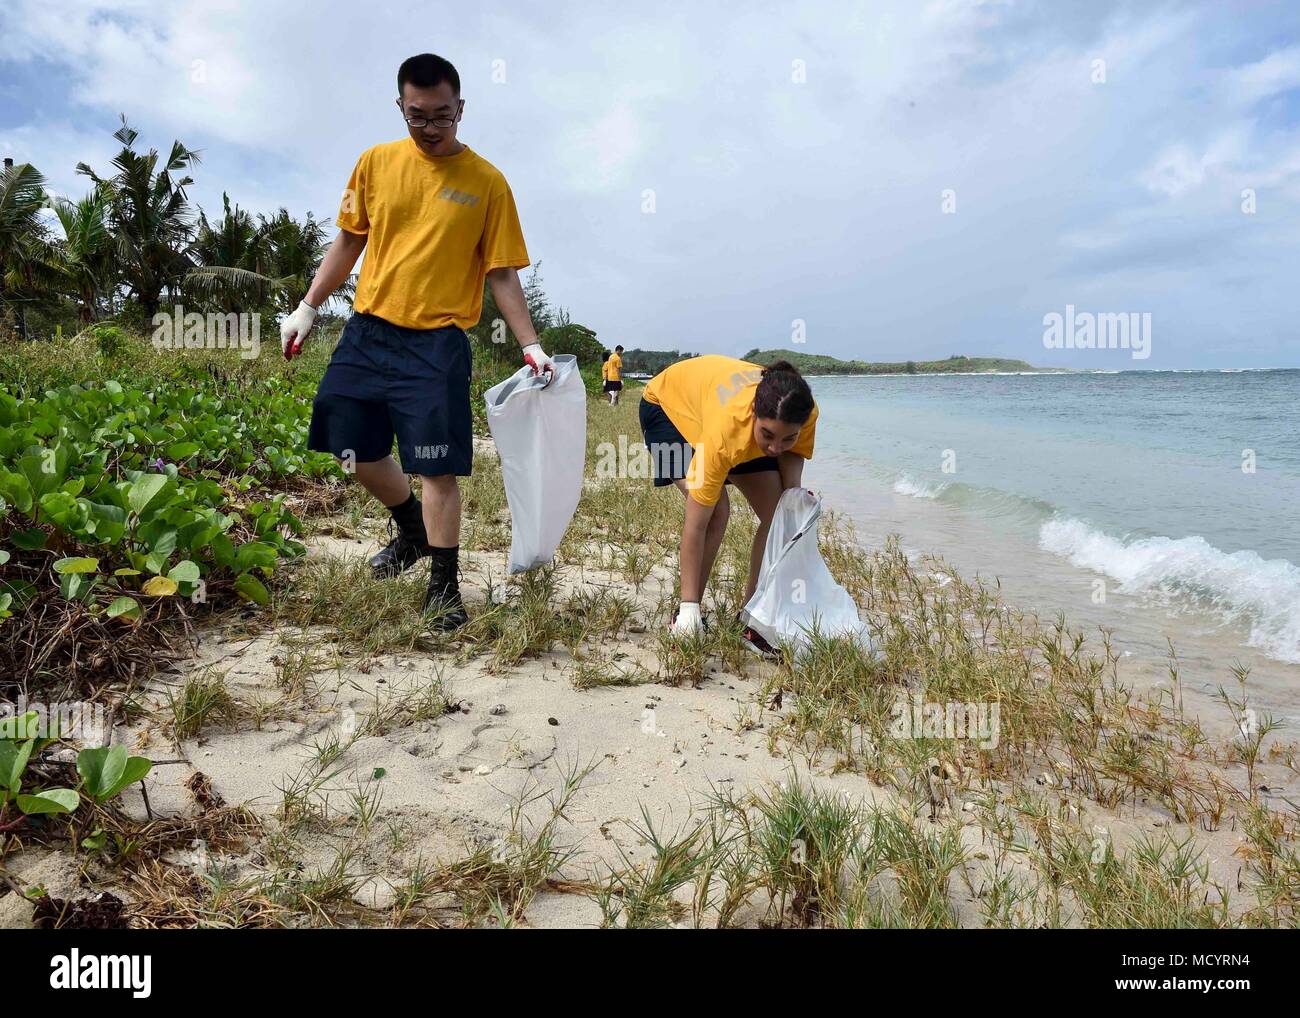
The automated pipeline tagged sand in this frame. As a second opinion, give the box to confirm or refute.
[2,442,1290,928]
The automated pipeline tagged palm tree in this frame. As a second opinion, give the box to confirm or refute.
[186,192,274,313]
[77,115,201,319]
[51,189,115,323]
[257,207,340,313]
[186,202,350,314]
[0,160,57,339]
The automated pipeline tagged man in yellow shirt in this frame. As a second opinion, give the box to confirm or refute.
[601,345,624,406]
[640,355,817,650]
[280,53,554,630]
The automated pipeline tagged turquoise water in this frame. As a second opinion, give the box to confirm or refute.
[806,369,1300,685]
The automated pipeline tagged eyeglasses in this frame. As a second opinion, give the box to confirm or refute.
[397,98,463,129]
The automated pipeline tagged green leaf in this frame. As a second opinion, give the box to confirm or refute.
[0,710,40,742]
[106,596,141,620]
[137,519,178,556]
[110,755,152,798]
[53,556,100,574]
[10,528,47,551]
[210,532,235,568]
[77,745,151,802]
[167,559,200,584]
[19,445,68,497]
[127,473,174,517]
[0,470,33,515]
[76,745,126,799]
[38,490,84,531]
[0,579,36,610]
[86,502,126,542]
[17,788,80,816]
[233,572,269,606]
[166,441,201,460]
[0,738,33,796]
[58,571,97,602]
[0,549,8,566]
[234,541,278,573]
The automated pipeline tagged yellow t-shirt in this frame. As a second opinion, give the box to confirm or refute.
[603,353,622,382]
[336,138,530,330]
[644,355,817,506]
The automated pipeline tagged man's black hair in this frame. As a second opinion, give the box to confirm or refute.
[398,53,461,96]
[615,345,624,352]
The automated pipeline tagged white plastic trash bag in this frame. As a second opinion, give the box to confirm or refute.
[484,354,587,574]
[740,488,872,652]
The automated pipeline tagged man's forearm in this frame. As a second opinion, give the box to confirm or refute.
[305,230,366,307]
[487,267,538,347]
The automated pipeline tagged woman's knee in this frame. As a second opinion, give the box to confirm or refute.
[708,492,731,533]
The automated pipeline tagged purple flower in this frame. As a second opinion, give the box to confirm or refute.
[152,457,165,471]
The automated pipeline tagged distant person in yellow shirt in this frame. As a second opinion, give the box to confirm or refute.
[280,53,555,631]
[602,345,624,406]
[640,355,817,652]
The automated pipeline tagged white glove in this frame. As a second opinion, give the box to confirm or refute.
[281,300,317,359]
[521,342,555,381]
[671,602,703,635]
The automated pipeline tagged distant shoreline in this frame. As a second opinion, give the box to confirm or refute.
[619,349,1300,378]
[739,348,1067,376]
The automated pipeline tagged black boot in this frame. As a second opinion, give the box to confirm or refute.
[424,546,469,631]
[370,494,432,578]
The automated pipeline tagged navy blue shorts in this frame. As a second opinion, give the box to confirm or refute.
[308,312,473,476]
[638,398,777,487]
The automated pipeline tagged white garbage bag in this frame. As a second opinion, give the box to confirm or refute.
[484,354,587,574]
[739,487,872,651]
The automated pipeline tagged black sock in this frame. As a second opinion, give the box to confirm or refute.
[430,544,458,568]
[387,493,427,544]
[429,545,460,591]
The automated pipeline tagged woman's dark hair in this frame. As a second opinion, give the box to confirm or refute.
[602,350,611,362]
[753,360,814,424]
[398,54,461,95]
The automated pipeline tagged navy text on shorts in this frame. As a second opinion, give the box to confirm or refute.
[308,312,473,477]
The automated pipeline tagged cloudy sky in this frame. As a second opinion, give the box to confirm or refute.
[2,0,1298,368]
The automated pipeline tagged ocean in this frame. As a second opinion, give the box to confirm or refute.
[805,368,1300,721]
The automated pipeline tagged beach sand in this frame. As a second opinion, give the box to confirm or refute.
[3,439,1295,930]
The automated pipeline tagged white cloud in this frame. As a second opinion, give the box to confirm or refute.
[2,0,1298,366]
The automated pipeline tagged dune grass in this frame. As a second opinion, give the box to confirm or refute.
[226,385,1300,927]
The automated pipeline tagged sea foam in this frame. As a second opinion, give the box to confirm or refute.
[1039,517,1300,664]
[893,475,945,499]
